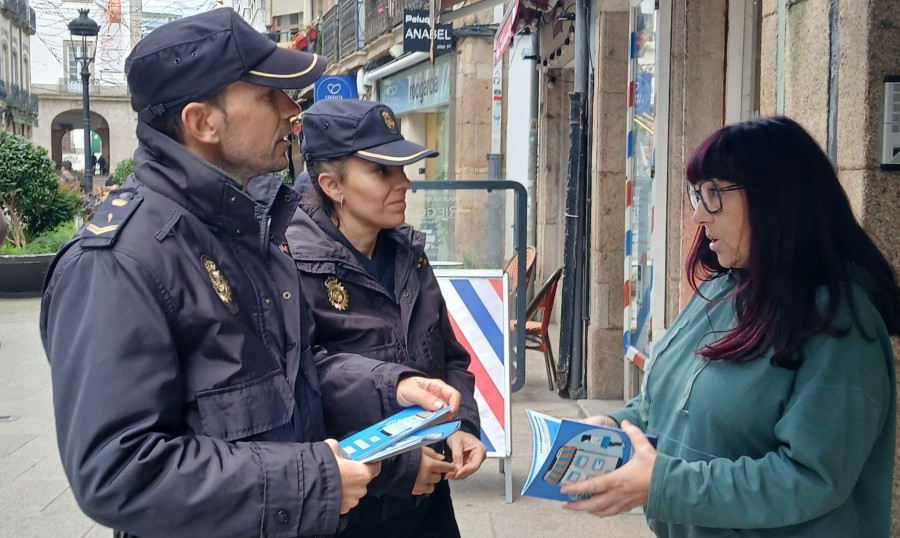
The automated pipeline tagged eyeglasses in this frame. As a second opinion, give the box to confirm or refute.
[686,180,744,214]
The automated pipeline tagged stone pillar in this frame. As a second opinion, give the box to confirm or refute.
[451,35,494,266]
[535,67,573,282]
[664,0,727,324]
[452,35,493,181]
[585,8,628,399]
[834,1,900,532]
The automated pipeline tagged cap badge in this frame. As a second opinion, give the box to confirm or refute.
[325,276,349,311]
[202,256,234,310]
[381,110,397,133]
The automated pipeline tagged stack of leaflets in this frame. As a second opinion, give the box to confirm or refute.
[521,410,657,501]
[339,406,460,464]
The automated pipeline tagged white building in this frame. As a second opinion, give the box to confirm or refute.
[220,0,267,31]
[29,0,203,179]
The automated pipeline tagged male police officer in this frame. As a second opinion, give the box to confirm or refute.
[40,9,460,537]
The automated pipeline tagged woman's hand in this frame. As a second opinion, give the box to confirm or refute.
[560,420,656,517]
[411,446,456,495]
[445,431,487,480]
[396,376,461,416]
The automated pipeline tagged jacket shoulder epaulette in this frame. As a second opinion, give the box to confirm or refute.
[81,189,143,249]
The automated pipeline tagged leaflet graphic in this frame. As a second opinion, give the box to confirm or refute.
[339,405,457,464]
[521,409,657,502]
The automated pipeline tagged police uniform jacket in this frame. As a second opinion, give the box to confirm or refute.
[40,123,418,538]
[284,204,480,498]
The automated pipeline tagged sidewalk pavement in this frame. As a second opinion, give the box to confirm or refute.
[0,297,653,537]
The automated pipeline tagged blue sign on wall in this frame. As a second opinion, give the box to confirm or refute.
[314,75,359,101]
[633,72,653,115]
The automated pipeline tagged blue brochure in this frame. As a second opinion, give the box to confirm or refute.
[521,409,658,501]
[339,406,459,464]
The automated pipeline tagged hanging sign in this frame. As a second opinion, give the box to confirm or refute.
[403,10,452,55]
[493,0,521,66]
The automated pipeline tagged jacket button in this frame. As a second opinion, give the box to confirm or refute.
[402,289,410,298]
[264,298,272,305]
[282,292,292,300]
[229,196,236,203]
[275,510,290,525]
[284,195,291,202]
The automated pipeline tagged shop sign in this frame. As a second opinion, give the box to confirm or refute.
[493,0,521,66]
[378,56,451,115]
[403,10,452,55]
[313,75,359,101]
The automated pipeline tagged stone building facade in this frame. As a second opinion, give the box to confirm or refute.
[0,0,37,138]
[531,0,900,530]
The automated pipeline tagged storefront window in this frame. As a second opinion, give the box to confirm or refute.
[624,0,657,355]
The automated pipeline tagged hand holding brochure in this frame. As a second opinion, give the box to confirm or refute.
[521,410,657,501]
[339,406,460,463]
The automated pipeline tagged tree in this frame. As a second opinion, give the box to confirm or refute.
[0,131,77,248]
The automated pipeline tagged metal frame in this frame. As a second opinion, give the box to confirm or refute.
[410,180,529,392]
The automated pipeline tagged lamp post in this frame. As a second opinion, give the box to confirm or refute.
[68,9,99,194]
[263,25,278,43]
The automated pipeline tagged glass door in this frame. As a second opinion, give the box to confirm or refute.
[624,1,658,362]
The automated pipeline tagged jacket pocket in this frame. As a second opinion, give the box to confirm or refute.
[195,371,294,442]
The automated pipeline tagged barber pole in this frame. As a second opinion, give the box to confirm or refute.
[435,274,510,457]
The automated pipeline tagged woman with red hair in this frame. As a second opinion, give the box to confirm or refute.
[564,117,899,537]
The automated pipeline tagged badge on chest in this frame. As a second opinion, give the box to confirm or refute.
[202,255,238,315]
[324,276,349,311]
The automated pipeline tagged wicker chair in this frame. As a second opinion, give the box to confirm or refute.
[512,267,564,390]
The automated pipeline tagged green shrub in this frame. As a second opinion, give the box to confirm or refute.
[26,188,80,237]
[0,221,76,255]
[111,158,134,186]
[0,131,77,248]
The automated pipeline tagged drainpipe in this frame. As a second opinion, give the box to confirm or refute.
[556,0,590,398]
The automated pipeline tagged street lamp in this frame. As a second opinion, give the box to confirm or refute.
[68,9,99,194]
[263,25,278,43]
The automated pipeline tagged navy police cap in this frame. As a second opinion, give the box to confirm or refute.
[301,99,438,166]
[125,8,326,124]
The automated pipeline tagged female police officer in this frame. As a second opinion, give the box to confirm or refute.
[286,99,487,538]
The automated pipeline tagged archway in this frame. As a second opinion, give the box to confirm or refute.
[50,109,110,178]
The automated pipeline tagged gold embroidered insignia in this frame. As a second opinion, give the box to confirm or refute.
[324,276,349,311]
[202,256,233,306]
[381,110,397,132]
[86,223,118,235]
[111,199,128,207]
[107,213,114,223]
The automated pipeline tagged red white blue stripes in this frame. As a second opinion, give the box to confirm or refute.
[436,272,510,457]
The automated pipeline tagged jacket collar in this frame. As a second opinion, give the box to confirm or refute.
[286,204,424,267]
[131,122,297,235]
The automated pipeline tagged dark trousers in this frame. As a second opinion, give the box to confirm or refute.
[112,482,460,538]
[337,480,460,538]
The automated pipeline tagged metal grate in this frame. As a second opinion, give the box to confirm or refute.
[364,0,390,44]
[338,0,363,58]
[321,7,340,63]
